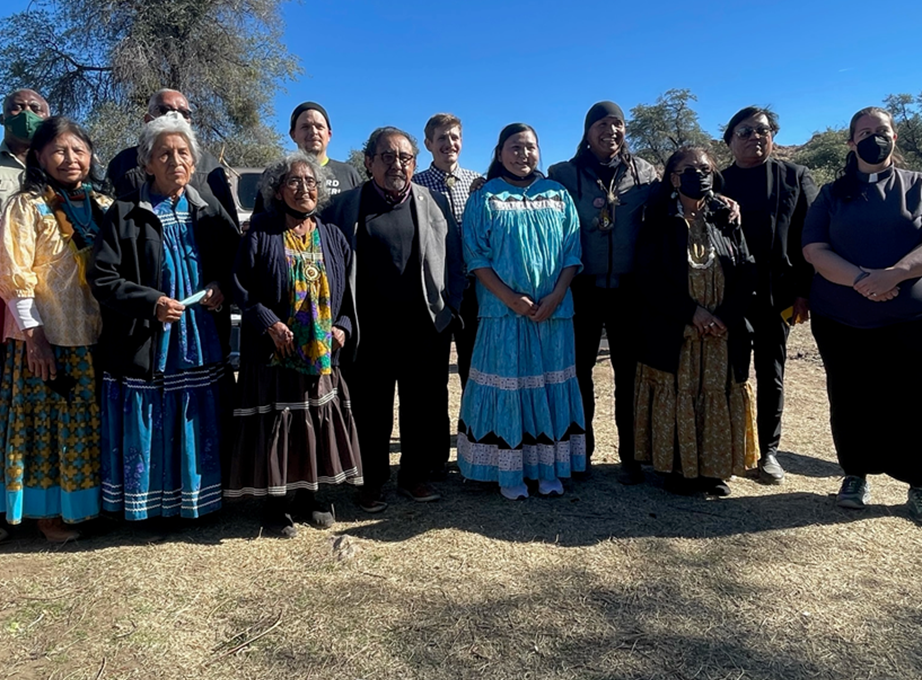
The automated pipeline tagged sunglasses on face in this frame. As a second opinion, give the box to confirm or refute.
[734,125,773,139]
[155,104,193,121]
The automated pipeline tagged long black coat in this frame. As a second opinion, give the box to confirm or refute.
[89,183,240,379]
[634,200,757,383]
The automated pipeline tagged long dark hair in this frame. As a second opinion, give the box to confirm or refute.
[832,106,903,202]
[486,123,539,180]
[20,116,106,195]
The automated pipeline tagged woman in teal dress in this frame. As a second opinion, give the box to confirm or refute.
[457,123,586,500]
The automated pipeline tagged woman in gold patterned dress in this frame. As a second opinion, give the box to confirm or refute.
[0,117,111,542]
[633,147,758,496]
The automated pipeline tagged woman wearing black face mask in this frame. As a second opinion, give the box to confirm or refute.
[803,107,922,521]
[633,147,758,496]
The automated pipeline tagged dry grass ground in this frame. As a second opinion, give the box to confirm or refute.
[2,326,921,680]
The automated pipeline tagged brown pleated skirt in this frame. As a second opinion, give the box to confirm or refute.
[224,364,362,497]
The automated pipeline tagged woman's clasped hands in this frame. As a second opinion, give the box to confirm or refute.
[853,267,901,302]
[692,305,726,337]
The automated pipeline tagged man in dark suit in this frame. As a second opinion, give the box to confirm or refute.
[106,88,238,227]
[322,126,464,513]
[721,106,819,484]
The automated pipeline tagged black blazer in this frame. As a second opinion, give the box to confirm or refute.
[722,158,818,309]
[89,183,240,379]
[635,200,757,382]
[232,208,355,366]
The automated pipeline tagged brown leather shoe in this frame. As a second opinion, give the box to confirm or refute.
[37,518,80,543]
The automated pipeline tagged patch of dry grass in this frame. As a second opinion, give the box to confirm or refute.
[2,326,921,679]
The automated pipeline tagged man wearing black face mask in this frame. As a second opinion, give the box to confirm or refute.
[721,106,818,485]
[0,89,50,209]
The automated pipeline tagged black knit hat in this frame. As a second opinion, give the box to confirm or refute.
[289,101,331,132]
[584,101,625,133]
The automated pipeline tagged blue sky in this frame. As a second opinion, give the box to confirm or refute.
[4,0,921,170]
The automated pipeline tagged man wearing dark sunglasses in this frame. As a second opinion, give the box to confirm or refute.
[106,88,238,227]
[721,106,819,485]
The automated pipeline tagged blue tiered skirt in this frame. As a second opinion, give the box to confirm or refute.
[100,362,226,521]
[457,316,586,487]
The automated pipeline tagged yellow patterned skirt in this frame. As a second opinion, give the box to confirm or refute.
[634,327,758,479]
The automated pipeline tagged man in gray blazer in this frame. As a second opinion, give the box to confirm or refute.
[322,126,464,513]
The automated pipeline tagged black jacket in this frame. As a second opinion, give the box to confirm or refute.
[107,145,240,229]
[232,208,355,366]
[635,199,757,382]
[89,183,240,379]
[721,158,818,309]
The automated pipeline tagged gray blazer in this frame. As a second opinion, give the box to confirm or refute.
[321,181,465,345]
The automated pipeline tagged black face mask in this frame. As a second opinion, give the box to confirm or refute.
[855,134,894,165]
[281,201,315,220]
[677,167,713,200]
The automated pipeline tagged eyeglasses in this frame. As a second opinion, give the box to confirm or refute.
[285,176,317,190]
[375,152,416,167]
[155,104,193,121]
[734,125,773,139]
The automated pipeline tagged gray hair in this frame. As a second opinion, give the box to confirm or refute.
[362,126,419,158]
[137,112,200,168]
[259,151,331,211]
[147,88,185,116]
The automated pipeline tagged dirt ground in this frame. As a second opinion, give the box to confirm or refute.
[1,325,921,680]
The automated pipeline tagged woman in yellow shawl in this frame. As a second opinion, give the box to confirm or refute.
[0,117,110,542]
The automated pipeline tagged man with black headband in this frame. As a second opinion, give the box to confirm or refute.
[548,101,658,483]
[322,126,464,514]
[289,101,361,196]
[0,89,50,209]
[721,106,818,485]
[107,88,238,227]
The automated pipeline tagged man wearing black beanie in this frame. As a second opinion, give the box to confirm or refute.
[289,101,362,196]
[548,101,659,483]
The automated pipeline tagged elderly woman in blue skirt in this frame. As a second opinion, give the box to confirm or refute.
[457,123,586,500]
[89,113,239,523]
[0,117,111,542]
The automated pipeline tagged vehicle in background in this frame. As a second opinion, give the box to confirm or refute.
[227,167,264,369]
[227,167,264,233]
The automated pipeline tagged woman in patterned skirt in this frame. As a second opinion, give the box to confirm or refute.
[457,123,586,500]
[89,113,239,524]
[633,146,759,496]
[224,152,361,537]
[0,117,111,542]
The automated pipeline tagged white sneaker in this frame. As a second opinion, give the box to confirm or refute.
[538,478,564,497]
[500,483,529,501]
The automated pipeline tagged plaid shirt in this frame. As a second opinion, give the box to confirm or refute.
[413,163,482,223]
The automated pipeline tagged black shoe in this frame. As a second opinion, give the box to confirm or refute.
[617,462,645,485]
[358,488,388,514]
[700,477,731,497]
[758,454,785,485]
